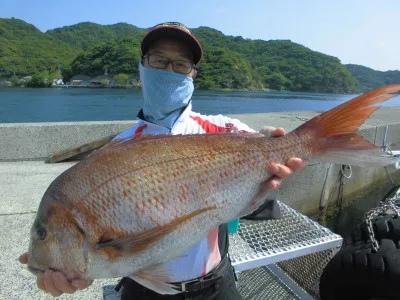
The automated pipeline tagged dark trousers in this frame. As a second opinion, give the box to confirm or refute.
[120,256,243,300]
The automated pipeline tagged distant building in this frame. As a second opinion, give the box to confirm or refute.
[53,79,64,85]
[20,76,32,82]
[89,74,113,87]
[70,75,91,86]
[0,78,12,87]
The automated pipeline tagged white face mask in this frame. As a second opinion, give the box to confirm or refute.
[139,63,194,129]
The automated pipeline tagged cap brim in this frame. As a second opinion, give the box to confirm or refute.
[141,27,202,65]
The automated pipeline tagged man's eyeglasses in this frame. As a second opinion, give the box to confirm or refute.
[143,54,194,74]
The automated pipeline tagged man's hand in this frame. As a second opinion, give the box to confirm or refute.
[19,253,93,297]
[259,127,308,190]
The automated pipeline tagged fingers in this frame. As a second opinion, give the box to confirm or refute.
[270,158,308,178]
[25,255,90,296]
[271,127,285,137]
[39,270,82,297]
[269,163,294,179]
[266,158,308,190]
[261,176,282,190]
[71,279,94,290]
[18,253,28,264]
[286,157,308,172]
[37,272,46,291]
[259,126,307,191]
[259,127,285,138]
[259,126,276,137]
[42,271,63,297]
[36,271,91,297]
[21,253,75,297]
[53,273,78,294]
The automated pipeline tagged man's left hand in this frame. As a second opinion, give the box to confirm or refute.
[259,127,308,190]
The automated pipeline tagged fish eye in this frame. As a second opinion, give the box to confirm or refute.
[37,227,47,240]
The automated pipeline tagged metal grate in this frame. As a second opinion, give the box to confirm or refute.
[229,201,342,272]
[103,202,340,299]
[278,248,340,297]
[104,201,340,299]
[237,267,301,300]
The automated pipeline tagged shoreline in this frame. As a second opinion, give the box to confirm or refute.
[0,85,359,94]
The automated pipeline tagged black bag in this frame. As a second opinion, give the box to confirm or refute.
[242,191,282,220]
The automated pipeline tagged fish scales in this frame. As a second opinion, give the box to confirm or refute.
[48,133,304,277]
[76,133,294,230]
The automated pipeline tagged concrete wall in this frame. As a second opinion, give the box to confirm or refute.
[275,118,400,215]
[2,108,400,162]
[1,107,400,215]
[0,121,136,161]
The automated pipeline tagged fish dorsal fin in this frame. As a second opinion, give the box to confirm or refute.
[95,206,216,259]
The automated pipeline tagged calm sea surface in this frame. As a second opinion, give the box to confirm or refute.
[1,87,400,123]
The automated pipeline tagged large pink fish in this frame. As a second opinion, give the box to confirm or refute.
[27,85,400,294]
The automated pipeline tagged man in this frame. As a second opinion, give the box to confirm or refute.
[19,22,307,299]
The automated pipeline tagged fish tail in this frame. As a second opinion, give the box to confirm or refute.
[293,84,400,167]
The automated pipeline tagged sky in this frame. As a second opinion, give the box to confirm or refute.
[1,0,399,71]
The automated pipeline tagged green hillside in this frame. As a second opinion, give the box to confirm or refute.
[345,64,400,92]
[70,38,142,79]
[0,18,78,78]
[1,18,398,92]
[193,27,358,92]
[46,22,145,51]
[58,22,360,92]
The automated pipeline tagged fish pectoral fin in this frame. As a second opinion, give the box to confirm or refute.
[130,264,180,295]
[95,206,217,259]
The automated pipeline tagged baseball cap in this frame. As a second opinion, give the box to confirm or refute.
[141,22,203,65]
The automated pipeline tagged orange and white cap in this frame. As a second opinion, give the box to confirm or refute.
[141,22,203,65]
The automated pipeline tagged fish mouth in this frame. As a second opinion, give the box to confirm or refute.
[27,265,78,279]
[27,265,44,275]
[27,265,55,275]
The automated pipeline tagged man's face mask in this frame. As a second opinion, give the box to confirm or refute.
[139,63,194,129]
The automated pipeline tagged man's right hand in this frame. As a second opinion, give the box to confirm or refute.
[19,253,93,297]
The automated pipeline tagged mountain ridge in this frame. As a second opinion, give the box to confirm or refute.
[1,18,398,92]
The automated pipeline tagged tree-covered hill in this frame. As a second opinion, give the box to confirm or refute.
[58,23,361,92]
[345,64,400,92]
[1,18,398,92]
[69,38,142,80]
[193,27,358,92]
[46,22,145,51]
[0,18,79,77]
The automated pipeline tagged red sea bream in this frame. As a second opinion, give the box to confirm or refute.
[27,85,400,294]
